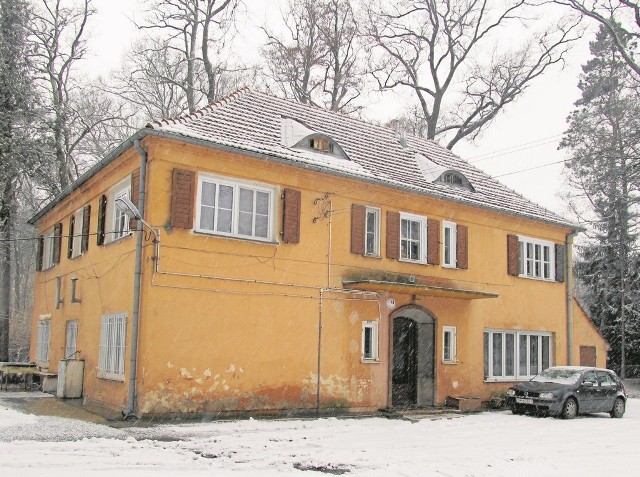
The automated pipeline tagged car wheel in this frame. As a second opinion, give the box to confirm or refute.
[610,397,625,418]
[561,397,578,419]
[511,406,525,415]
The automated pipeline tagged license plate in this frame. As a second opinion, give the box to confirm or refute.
[516,398,534,404]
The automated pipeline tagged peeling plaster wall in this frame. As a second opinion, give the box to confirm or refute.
[30,135,609,416]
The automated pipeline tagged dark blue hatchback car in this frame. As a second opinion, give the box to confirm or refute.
[506,366,627,419]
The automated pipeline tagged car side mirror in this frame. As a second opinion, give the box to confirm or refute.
[582,380,593,387]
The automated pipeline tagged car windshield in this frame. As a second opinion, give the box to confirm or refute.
[531,368,582,384]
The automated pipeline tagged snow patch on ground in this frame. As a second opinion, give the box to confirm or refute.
[1,394,639,476]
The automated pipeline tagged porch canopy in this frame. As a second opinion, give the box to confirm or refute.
[342,273,499,300]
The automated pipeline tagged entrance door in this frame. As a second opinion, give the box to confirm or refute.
[392,317,418,406]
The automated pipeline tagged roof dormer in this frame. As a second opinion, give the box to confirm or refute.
[281,117,348,159]
[437,170,474,191]
[415,153,474,191]
[295,133,347,159]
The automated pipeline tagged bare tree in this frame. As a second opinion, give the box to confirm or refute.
[102,35,252,129]
[30,0,124,194]
[320,0,366,112]
[136,0,243,115]
[263,0,325,106]
[366,0,582,149]
[554,1,640,77]
[262,0,367,114]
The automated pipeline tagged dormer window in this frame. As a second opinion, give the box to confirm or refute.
[309,136,334,153]
[437,170,474,191]
[294,133,347,159]
[443,172,463,186]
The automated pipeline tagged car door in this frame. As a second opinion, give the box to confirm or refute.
[596,371,617,412]
[576,370,600,413]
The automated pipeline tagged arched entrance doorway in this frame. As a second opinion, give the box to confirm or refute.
[391,305,435,407]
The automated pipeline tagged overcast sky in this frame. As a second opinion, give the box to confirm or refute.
[86,0,596,219]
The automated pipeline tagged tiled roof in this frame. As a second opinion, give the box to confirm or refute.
[148,89,572,228]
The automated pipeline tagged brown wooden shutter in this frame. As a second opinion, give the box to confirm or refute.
[282,188,301,243]
[67,215,75,259]
[36,235,44,271]
[386,211,400,259]
[130,169,141,230]
[507,234,520,276]
[351,204,366,254]
[170,168,195,229]
[555,243,565,283]
[427,218,440,265]
[81,205,91,253]
[52,222,62,264]
[457,224,469,269]
[579,346,596,367]
[97,194,107,245]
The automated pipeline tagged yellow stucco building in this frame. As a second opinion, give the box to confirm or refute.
[29,90,607,417]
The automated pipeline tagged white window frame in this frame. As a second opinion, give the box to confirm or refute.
[442,221,457,268]
[484,329,553,381]
[109,179,132,243]
[42,228,55,270]
[70,208,84,258]
[518,235,554,281]
[399,212,427,264]
[195,173,276,242]
[98,312,127,381]
[442,326,457,363]
[364,206,380,257]
[65,320,79,359]
[361,321,379,362]
[36,317,51,366]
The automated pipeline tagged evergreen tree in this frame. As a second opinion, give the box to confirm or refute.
[0,0,35,361]
[561,23,640,375]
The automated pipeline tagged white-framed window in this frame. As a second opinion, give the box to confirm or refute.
[98,312,127,380]
[65,320,79,359]
[111,182,132,242]
[42,228,55,270]
[70,208,84,258]
[196,174,275,242]
[443,326,457,363]
[518,236,554,281]
[400,212,427,263]
[442,221,457,268]
[365,207,380,257]
[361,321,379,362]
[36,317,51,366]
[484,329,553,381]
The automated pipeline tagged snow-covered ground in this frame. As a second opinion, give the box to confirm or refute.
[1,394,639,476]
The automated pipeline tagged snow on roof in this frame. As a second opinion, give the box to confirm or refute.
[148,89,573,228]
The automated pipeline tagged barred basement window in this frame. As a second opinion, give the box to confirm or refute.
[98,312,127,380]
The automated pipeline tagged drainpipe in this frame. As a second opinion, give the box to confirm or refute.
[124,140,147,419]
[566,230,578,366]
[316,289,323,414]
